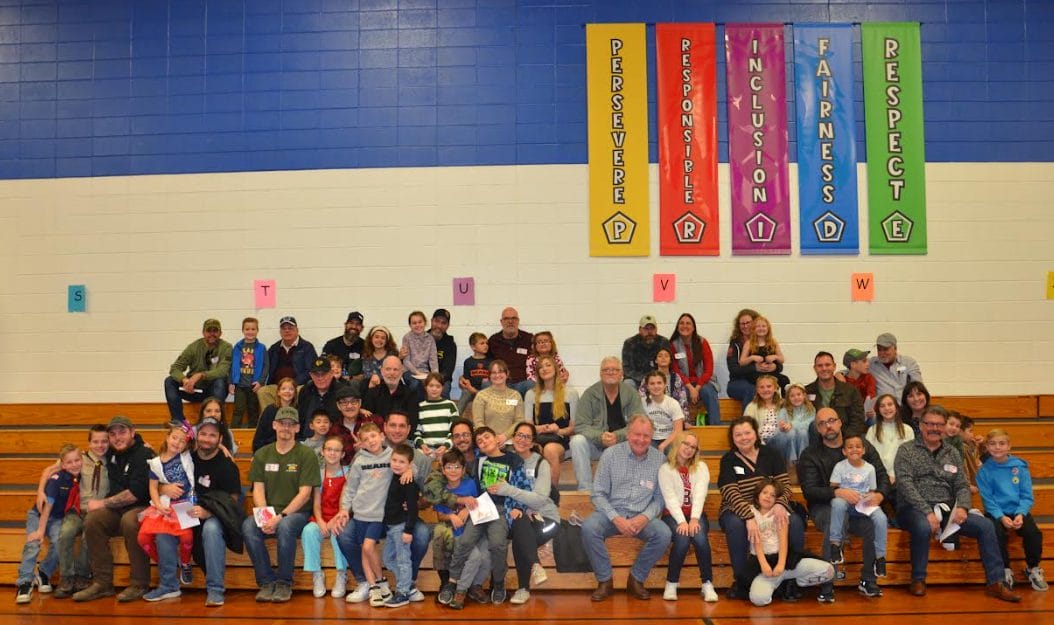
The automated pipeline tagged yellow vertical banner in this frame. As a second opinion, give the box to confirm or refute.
[587,23,649,256]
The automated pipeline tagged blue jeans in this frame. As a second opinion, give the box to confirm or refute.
[568,434,603,491]
[897,506,1003,584]
[663,515,713,583]
[154,533,180,593]
[335,520,372,584]
[164,375,228,422]
[582,513,671,584]
[410,522,432,582]
[17,509,62,585]
[509,379,534,397]
[199,516,228,595]
[383,523,413,595]
[720,508,805,588]
[810,502,877,585]
[829,497,887,557]
[241,511,309,586]
[726,378,755,411]
[698,383,722,425]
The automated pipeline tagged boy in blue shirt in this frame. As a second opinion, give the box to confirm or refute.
[16,444,83,604]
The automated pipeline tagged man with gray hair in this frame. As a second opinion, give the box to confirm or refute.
[868,333,922,399]
[568,357,645,492]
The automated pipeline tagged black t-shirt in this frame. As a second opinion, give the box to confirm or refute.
[606,394,626,433]
[323,336,365,377]
[191,451,242,497]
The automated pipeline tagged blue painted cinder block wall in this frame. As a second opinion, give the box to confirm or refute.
[0,0,1050,179]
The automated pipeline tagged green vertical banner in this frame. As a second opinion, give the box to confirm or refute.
[862,22,927,254]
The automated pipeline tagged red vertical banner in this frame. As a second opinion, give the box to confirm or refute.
[656,23,719,256]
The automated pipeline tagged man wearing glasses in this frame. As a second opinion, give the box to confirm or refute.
[894,405,1020,602]
[798,408,890,602]
[487,307,534,396]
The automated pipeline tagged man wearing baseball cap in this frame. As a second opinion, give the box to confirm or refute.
[162,319,233,423]
[429,309,457,398]
[74,416,156,602]
[322,312,366,385]
[295,356,349,438]
[867,333,923,399]
[258,315,318,407]
[242,407,320,603]
[185,416,243,607]
[621,314,671,386]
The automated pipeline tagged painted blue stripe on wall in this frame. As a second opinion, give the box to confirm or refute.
[0,0,1051,179]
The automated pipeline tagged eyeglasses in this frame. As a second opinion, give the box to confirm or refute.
[513,433,533,441]
[817,418,839,427]
[443,464,464,471]
[921,421,946,428]
[451,432,472,440]
[681,443,699,451]
[323,447,344,453]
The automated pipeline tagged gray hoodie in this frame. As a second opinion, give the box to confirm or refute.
[340,446,393,522]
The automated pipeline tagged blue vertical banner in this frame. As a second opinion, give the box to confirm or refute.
[794,24,859,255]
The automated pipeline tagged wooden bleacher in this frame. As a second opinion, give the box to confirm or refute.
[0,395,1051,592]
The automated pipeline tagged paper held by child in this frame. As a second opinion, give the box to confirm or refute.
[469,492,500,525]
[855,499,880,516]
[172,501,200,530]
[253,506,276,528]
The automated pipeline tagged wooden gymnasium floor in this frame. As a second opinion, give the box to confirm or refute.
[5,586,1051,625]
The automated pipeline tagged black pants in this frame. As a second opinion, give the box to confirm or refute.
[987,513,1043,568]
[510,515,559,589]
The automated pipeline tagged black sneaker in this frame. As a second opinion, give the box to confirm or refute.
[829,543,844,564]
[15,583,33,604]
[436,582,455,605]
[179,564,193,586]
[817,583,836,604]
[874,557,887,578]
[36,570,53,594]
[490,582,507,605]
[858,580,883,598]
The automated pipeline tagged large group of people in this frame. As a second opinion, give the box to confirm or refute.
[12,306,1047,609]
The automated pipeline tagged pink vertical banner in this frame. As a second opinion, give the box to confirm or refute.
[725,24,791,255]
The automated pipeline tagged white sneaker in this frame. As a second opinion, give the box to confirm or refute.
[346,582,371,603]
[369,583,392,607]
[312,571,326,598]
[663,581,678,601]
[1004,567,1015,589]
[701,581,719,602]
[509,588,530,604]
[407,587,425,602]
[530,563,548,587]
[332,571,347,598]
[1027,567,1049,591]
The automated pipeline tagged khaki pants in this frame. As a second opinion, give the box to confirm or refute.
[83,506,148,588]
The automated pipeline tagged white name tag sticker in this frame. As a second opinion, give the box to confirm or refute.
[675,352,687,359]
[505,398,519,406]
[265,463,280,472]
[807,394,817,402]
[943,464,958,474]
[516,348,528,355]
[734,466,746,475]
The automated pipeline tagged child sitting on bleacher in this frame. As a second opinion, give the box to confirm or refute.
[976,428,1048,592]
[827,434,888,592]
[15,444,83,604]
[137,422,196,601]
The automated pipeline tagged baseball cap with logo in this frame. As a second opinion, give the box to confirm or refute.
[639,314,658,328]
[197,417,223,432]
[310,357,330,374]
[279,316,298,328]
[842,348,871,368]
[346,311,364,324]
[202,318,222,332]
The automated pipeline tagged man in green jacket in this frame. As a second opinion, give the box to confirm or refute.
[163,318,233,423]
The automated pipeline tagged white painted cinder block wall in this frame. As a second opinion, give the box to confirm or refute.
[0,161,1051,402]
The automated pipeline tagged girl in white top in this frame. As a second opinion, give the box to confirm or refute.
[743,375,782,445]
[658,432,718,602]
[864,394,914,484]
[747,478,834,606]
[643,370,685,452]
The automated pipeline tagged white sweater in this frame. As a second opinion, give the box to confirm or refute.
[658,460,710,525]
[865,421,914,480]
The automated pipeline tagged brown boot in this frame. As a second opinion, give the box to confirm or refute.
[985,582,1022,603]
[72,582,115,602]
[908,580,926,596]
[626,575,650,600]
[591,579,614,601]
